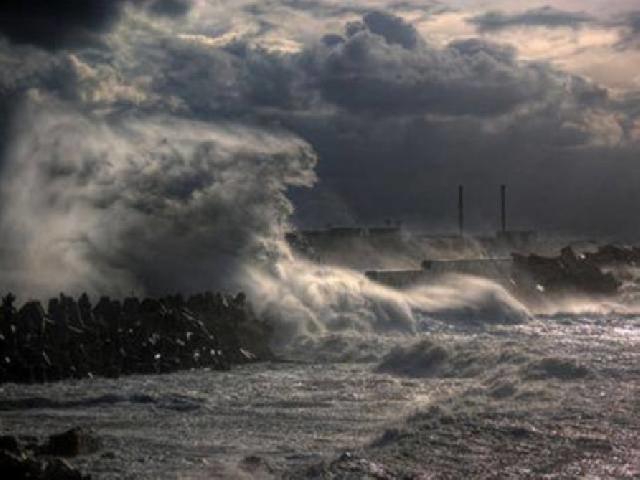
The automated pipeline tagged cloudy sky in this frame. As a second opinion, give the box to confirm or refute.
[1,0,640,293]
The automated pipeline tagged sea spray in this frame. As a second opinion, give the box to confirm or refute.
[244,244,531,358]
[0,97,316,297]
[0,96,531,355]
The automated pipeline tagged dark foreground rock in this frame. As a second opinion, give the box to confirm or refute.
[0,431,91,480]
[42,428,101,457]
[0,291,274,385]
[512,246,620,297]
[0,435,20,453]
[584,244,640,266]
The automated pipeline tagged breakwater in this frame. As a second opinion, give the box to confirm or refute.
[0,291,273,385]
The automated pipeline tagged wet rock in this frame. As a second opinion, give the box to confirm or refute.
[371,429,404,447]
[0,290,274,385]
[574,436,613,452]
[43,458,90,480]
[524,357,591,381]
[0,435,20,453]
[43,428,101,457]
[0,433,92,479]
[240,455,276,475]
[584,244,640,266]
[0,449,44,478]
[488,382,517,399]
[512,246,620,297]
[0,449,88,479]
[375,340,449,378]
[299,452,396,480]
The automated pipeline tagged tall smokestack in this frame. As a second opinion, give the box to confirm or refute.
[500,184,507,233]
[458,184,464,237]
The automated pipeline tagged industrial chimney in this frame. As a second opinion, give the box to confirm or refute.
[500,184,507,233]
[458,185,464,237]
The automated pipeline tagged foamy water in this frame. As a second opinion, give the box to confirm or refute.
[1,311,638,479]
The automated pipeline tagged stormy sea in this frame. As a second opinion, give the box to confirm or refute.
[2,276,639,479]
[1,97,639,479]
[1,3,640,477]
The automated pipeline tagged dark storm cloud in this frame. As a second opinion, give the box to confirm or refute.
[133,11,569,120]
[469,6,594,32]
[148,0,192,17]
[147,39,303,119]
[266,0,445,22]
[614,11,640,49]
[629,11,640,34]
[322,34,346,47]
[360,11,422,49]
[2,3,640,292]
[306,15,557,116]
[264,13,636,237]
[0,1,192,50]
[0,1,130,50]
[275,0,387,18]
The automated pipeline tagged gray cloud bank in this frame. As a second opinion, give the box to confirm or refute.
[0,4,639,295]
[467,6,640,53]
[615,10,640,49]
[0,1,192,50]
[469,6,595,32]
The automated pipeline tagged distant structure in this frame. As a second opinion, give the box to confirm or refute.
[366,257,512,288]
[286,184,538,261]
[495,184,536,249]
[458,185,464,237]
[500,184,507,233]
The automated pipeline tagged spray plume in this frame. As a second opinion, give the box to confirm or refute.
[0,97,316,297]
[0,97,530,352]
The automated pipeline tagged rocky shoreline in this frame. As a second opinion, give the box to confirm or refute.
[0,427,100,479]
[0,291,274,385]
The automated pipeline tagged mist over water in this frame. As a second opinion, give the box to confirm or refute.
[0,97,316,299]
[245,251,530,352]
[0,4,639,478]
[1,99,639,480]
[2,97,633,367]
[0,97,534,357]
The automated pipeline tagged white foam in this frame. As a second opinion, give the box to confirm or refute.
[244,246,531,355]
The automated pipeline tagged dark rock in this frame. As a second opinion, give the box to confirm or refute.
[0,437,92,479]
[585,244,640,266]
[489,382,517,399]
[240,455,275,475]
[512,246,620,297]
[0,449,44,478]
[371,429,404,447]
[0,435,20,453]
[43,458,90,480]
[1,290,273,386]
[524,357,591,381]
[43,428,101,457]
[574,436,613,452]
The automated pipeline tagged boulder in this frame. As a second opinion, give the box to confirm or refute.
[1,289,274,386]
[585,244,640,266]
[240,455,276,476]
[43,458,90,480]
[0,435,20,453]
[0,433,91,479]
[512,246,620,297]
[0,450,44,478]
[43,428,100,457]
